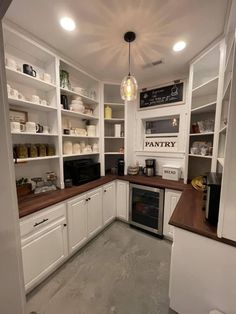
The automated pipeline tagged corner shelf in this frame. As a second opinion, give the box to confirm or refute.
[62,135,99,139]
[104,102,124,108]
[8,98,57,111]
[191,101,216,114]
[189,154,212,159]
[11,132,58,136]
[219,125,227,133]
[14,155,59,163]
[192,76,219,98]
[61,109,99,120]
[104,118,125,123]
[105,136,125,139]
[63,152,99,158]
[104,152,124,155]
[189,132,214,136]
[60,88,98,105]
[6,67,56,92]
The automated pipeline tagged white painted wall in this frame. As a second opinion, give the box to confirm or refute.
[170,228,236,314]
[130,80,188,177]
[0,19,25,314]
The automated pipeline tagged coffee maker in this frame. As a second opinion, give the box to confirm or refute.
[144,159,156,176]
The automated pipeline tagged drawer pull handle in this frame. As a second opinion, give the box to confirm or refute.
[33,218,48,227]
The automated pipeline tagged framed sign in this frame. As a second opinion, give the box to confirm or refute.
[9,109,28,123]
[140,82,184,109]
[144,137,178,152]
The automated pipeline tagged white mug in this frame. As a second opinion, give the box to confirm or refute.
[43,73,51,83]
[10,121,25,133]
[18,93,25,101]
[10,88,18,99]
[43,126,50,134]
[25,122,39,133]
[41,99,48,106]
[6,57,17,70]
[31,95,40,104]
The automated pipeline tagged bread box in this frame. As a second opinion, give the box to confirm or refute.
[162,165,181,181]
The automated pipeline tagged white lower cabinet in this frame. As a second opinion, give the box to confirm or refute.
[67,194,88,254]
[116,180,129,221]
[87,187,103,239]
[163,189,182,240]
[102,182,116,226]
[20,203,68,292]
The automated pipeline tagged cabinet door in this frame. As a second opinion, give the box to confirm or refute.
[67,195,88,254]
[103,182,116,226]
[163,189,182,240]
[21,218,67,291]
[87,187,103,238]
[116,180,129,221]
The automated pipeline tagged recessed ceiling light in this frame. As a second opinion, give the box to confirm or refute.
[60,17,76,31]
[173,41,186,52]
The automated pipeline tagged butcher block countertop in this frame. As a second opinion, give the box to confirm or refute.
[18,174,236,247]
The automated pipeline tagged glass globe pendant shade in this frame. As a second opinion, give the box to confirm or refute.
[120,74,138,101]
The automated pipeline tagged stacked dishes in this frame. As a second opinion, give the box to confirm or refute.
[70,97,84,112]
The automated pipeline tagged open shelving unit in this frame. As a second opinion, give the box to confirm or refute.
[3,25,101,190]
[103,83,125,174]
[186,41,224,181]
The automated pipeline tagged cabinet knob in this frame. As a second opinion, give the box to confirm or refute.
[104,189,107,193]
[63,223,67,227]
[88,197,91,201]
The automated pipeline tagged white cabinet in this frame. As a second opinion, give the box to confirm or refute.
[20,203,68,291]
[67,194,88,254]
[163,189,182,240]
[102,182,116,226]
[87,187,103,238]
[116,180,129,221]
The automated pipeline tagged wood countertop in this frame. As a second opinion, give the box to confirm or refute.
[18,174,236,247]
[169,187,236,247]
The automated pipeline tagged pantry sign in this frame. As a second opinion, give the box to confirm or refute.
[144,137,178,152]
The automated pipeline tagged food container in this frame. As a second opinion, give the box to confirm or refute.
[104,105,112,119]
[63,141,73,155]
[92,143,99,152]
[87,125,96,137]
[162,165,181,181]
[114,124,121,137]
[73,143,81,154]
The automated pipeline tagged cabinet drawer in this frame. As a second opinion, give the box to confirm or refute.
[20,203,66,238]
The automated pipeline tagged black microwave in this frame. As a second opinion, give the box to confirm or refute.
[205,172,222,225]
[64,159,100,186]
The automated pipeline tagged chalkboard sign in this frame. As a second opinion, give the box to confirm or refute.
[140,82,184,108]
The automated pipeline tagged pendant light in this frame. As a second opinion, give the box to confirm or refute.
[120,31,138,101]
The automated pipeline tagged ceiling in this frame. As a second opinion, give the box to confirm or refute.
[4,0,229,85]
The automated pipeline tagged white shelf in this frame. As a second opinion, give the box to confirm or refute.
[62,135,99,139]
[189,154,212,159]
[104,136,125,139]
[104,118,125,123]
[8,98,57,111]
[192,76,219,98]
[104,152,124,155]
[63,152,99,158]
[60,88,98,105]
[11,132,58,136]
[222,76,232,101]
[190,132,214,136]
[104,102,124,108]
[217,158,224,166]
[225,41,235,74]
[61,109,99,120]
[219,125,227,133]
[15,155,59,163]
[191,101,216,114]
[145,133,179,137]
[5,67,56,92]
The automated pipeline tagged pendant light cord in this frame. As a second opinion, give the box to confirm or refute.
[128,42,131,76]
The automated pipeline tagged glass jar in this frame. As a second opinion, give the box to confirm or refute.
[60,70,71,90]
